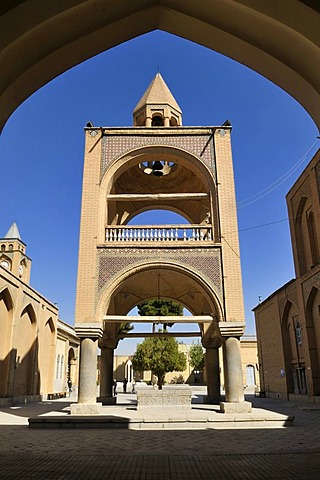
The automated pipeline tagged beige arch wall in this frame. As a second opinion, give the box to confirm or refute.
[0,1,319,131]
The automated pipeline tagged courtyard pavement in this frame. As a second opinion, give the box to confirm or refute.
[1,391,320,479]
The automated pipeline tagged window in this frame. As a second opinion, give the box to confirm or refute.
[56,355,60,379]
[295,321,302,345]
[60,355,64,379]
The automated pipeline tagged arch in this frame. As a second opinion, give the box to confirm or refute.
[14,303,37,396]
[305,286,320,395]
[0,2,319,132]
[102,145,216,193]
[245,365,256,386]
[101,144,219,240]
[20,303,37,324]
[294,196,309,275]
[280,300,296,394]
[127,207,192,226]
[96,261,224,343]
[40,317,56,394]
[0,287,14,396]
[151,115,164,127]
[0,286,14,312]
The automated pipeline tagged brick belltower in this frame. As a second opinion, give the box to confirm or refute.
[72,74,250,414]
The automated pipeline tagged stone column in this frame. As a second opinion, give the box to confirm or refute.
[98,338,118,405]
[220,336,251,413]
[203,340,221,404]
[164,116,170,126]
[70,324,103,415]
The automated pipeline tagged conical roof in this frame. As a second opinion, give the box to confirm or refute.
[133,73,182,113]
[4,222,21,240]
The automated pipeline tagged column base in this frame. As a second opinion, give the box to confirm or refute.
[204,395,221,405]
[70,402,102,415]
[97,396,117,405]
[220,401,252,414]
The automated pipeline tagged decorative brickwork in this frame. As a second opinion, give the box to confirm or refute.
[291,176,312,217]
[97,246,222,298]
[302,271,320,305]
[101,133,214,178]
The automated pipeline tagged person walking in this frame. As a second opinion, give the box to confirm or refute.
[123,378,128,393]
[131,378,136,394]
[113,379,118,396]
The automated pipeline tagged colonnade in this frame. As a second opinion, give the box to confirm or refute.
[71,323,251,415]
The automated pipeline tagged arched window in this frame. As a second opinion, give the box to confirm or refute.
[246,365,256,386]
[1,244,5,251]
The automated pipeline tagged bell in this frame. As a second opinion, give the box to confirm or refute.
[152,161,163,171]
[153,169,163,177]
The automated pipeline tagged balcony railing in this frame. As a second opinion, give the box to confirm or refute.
[105,225,213,242]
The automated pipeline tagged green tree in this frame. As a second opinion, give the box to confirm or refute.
[189,343,205,371]
[137,299,183,331]
[132,337,186,389]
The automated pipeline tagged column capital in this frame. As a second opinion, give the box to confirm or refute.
[74,323,103,339]
[202,338,221,349]
[219,322,245,337]
[98,337,119,349]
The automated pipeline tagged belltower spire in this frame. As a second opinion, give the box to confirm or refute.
[133,73,182,127]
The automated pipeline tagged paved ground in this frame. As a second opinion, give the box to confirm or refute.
[1,392,320,479]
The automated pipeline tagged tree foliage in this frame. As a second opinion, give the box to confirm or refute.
[137,299,183,331]
[132,337,186,389]
[189,343,205,370]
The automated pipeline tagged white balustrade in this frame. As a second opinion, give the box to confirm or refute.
[105,225,214,242]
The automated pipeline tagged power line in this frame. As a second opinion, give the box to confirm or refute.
[237,139,319,209]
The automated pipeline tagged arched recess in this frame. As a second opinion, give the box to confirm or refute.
[0,1,319,130]
[96,261,224,342]
[0,288,14,397]
[14,304,37,396]
[294,197,309,276]
[305,287,320,395]
[100,145,219,242]
[281,301,299,394]
[40,318,56,394]
[68,347,77,387]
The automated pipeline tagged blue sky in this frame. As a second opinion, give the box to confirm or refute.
[0,31,318,354]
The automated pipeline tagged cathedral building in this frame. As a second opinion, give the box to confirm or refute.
[0,223,79,405]
[254,149,320,402]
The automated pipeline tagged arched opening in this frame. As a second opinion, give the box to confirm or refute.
[68,347,77,392]
[246,365,256,387]
[0,2,319,130]
[0,288,14,397]
[40,318,56,395]
[280,300,307,395]
[14,304,37,396]
[306,287,320,395]
[151,115,164,127]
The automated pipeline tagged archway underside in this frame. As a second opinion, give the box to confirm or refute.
[0,1,319,132]
[101,265,222,344]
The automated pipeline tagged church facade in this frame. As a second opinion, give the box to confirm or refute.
[254,149,320,402]
[0,223,79,405]
[73,74,250,414]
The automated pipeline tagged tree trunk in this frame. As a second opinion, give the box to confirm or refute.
[158,374,165,390]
